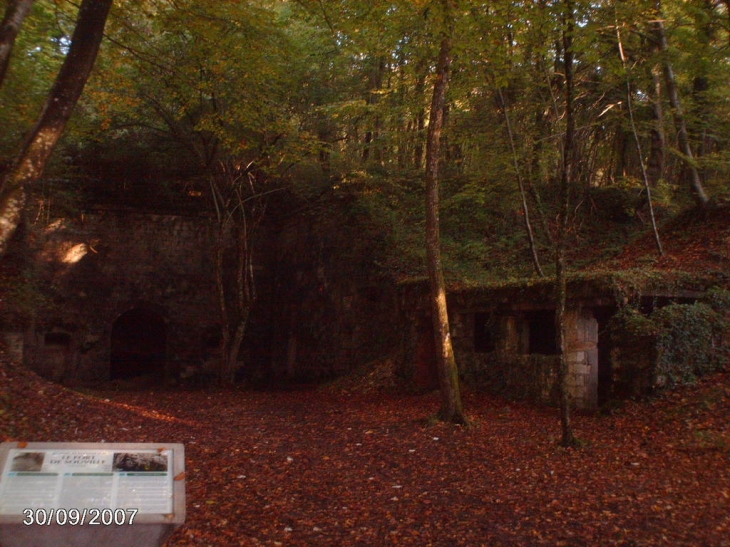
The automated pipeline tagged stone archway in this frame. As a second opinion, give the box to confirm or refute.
[110,308,167,381]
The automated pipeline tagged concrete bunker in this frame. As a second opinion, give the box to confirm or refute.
[110,308,167,381]
[399,277,715,410]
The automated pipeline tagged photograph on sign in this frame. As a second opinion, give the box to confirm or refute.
[113,452,168,473]
[10,453,44,473]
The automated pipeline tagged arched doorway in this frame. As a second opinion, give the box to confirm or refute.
[110,308,167,381]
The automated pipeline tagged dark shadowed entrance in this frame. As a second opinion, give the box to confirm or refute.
[110,308,167,380]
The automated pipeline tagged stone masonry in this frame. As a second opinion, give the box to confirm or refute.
[19,207,219,384]
[564,308,599,409]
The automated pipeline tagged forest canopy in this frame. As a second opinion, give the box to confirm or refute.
[1,0,729,281]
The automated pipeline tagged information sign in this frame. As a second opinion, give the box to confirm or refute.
[0,442,185,547]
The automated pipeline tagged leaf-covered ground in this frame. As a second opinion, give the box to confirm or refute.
[610,205,730,273]
[1,349,729,547]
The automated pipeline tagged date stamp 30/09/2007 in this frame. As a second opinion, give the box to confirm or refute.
[22,508,139,526]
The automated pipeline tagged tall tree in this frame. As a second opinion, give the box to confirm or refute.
[555,0,576,448]
[495,86,545,277]
[425,0,465,424]
[646,39,666,192]
[615,15,663,255]
[0,0,113,255]
[652,0,710,207]
[0,0,34,87]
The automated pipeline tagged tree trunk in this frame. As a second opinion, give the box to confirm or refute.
[652,0,710,208]
[0,0,34,87]
[214,219,253,387]
[690,0,717,158]
[413,61,427,170]
[425,0,465,425]
[556,0,576,448]
[616,21,663,255]
[496,87,544,277]
[210,162,263,386]
[0,0,113,255]
[214,229,232,384]
[646,62,665,189]
[362,55,385,164]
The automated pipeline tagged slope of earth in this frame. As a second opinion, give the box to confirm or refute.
[1,345,729,546]
[604,205,730,274]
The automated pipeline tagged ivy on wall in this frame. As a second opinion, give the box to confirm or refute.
[653,303,727,386]
[611,290,729,396]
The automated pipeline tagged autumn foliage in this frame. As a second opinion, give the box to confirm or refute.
[1,344,729,546]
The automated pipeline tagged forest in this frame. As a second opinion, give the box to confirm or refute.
[2,0,728,264]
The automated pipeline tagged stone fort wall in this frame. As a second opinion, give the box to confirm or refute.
[12,203,400,386]
[21,207,219,384]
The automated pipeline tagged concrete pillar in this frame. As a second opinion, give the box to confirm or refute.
[500,315,520,353]
[565,308,599,409]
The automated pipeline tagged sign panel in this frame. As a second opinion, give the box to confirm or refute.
[1,447,173,515]
[0,442,185,547]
